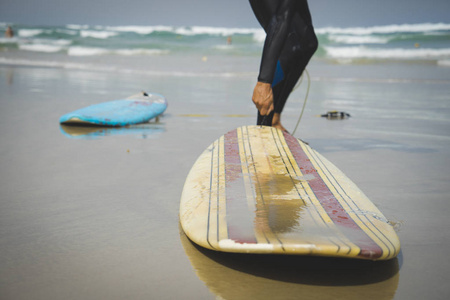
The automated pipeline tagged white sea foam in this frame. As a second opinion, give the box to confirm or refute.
[18,29,44,38]
[0,57,116,72]
[0,57,68,68]
[67,46,169,56]
[253,30,266,43]
[0,57,257,78]
[105,25,173,35]
[316,23,450,36]
[52,39,73,46]
[106,25,261,37]
[19,43,63,53]
[325,46,450,60]
[115,48,170,55]
[213,45,234,51]
[67,46,108,56]
[15,38,72,53]
[80,30,118,39]
[66,24,89,30]
[328,35,390,44]
[184,26,259,36]
[0,37,19,44]
[29,38,72,46]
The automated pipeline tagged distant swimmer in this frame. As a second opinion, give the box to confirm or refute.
[249,0,318,132]
[227,36,232,45]
[5,26,14,38]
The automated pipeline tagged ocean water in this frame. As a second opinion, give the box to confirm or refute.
[1,22,450,73]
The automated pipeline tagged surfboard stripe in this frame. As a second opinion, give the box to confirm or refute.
[217,136,228,243]
[270,128,357,255]
[241,126,285,250]
[206,136,229,249]
[282,131,384,259]
[303,144,398,259]
[206,140,217,249]
[237,127,272,245]
[301,142,390,259]
[224,130,258,244]
[275,127,363,256]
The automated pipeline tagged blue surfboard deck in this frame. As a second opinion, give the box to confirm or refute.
[60,92,167,126]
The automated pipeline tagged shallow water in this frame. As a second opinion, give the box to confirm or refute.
[1,59,450,299]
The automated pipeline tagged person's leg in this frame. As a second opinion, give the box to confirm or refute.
[250,0,317,129]
[250,0,296,127]
[269,2,318,131]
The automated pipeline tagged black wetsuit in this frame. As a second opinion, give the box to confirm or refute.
[249,0,318,125]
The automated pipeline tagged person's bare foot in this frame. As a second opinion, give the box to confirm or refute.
[272,112,288,132]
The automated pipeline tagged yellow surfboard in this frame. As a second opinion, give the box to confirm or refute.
[180,126,400,260]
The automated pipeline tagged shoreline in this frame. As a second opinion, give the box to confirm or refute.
[1,53,449,85]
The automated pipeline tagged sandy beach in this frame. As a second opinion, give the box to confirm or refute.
[1,54,450,299]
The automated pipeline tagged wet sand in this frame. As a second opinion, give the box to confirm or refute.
[1,60,450,299]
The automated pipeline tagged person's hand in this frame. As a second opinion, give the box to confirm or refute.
[252,81,274,116]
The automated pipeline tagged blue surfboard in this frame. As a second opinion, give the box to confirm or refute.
[60,92,167,126]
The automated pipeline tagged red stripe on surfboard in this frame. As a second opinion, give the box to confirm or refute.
[224,130,257,244]
[283,132,383,259]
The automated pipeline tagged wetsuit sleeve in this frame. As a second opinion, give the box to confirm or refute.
[257,0,295,84]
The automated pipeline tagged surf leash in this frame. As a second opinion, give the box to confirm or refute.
[259,68,310,133]
[260,115,268,127]
[291,68,311,136]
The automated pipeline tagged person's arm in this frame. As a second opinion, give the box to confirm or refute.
[253,0,294,115]
[258,0,293,84]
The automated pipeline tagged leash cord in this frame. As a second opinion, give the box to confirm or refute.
[291,68,310,136]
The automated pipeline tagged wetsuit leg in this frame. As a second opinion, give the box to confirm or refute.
[250,0,318,126]
[273,5,318,115]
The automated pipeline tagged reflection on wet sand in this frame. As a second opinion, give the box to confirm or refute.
[180,225,399,300]
[59,123,165,139]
